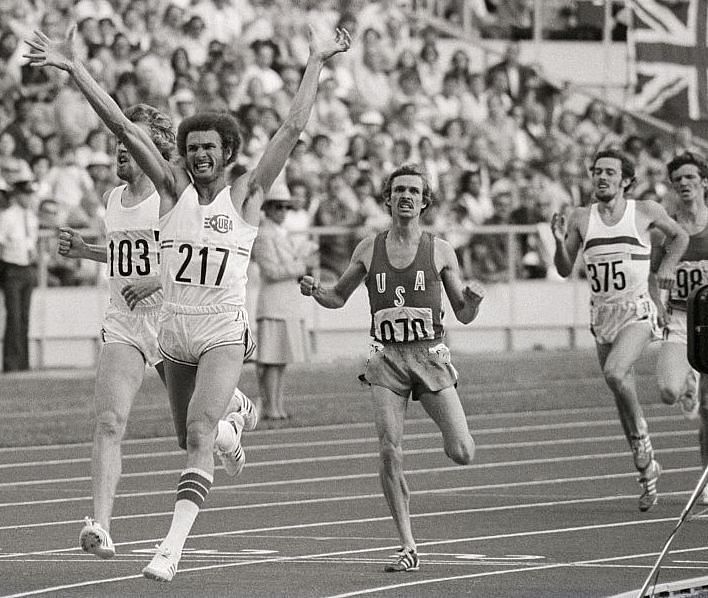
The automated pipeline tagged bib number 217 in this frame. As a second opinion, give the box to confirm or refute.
[174,244,230,286]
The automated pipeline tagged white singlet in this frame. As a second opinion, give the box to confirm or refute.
[158,184,258,310]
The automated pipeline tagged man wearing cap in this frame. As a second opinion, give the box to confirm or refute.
[252,175,318,420]
[0,166,39,371]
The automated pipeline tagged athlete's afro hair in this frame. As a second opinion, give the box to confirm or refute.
[124,103,175,161]
[176,111,242,165]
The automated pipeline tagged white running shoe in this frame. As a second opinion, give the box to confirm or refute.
[215,411,247,477]
[142,545,179,582]
[231,388,258,431]
[79,517,115,559]
[678,369,700,421]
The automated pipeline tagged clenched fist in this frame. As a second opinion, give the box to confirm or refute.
[299,275,320,297]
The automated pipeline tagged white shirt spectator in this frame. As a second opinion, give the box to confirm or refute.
[0,203,38,266]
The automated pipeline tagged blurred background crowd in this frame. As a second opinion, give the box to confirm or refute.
[0,0,704,289]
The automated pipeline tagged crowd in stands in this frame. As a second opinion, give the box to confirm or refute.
[0,0,704,286]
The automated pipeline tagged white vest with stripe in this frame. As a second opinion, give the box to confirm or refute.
[582,199,651,304]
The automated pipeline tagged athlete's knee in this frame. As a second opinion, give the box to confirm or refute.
[602,363,630,390]
[658,382,680,406]
[184,419,215,452]
[446,435,475,465]
[94,409,128,440]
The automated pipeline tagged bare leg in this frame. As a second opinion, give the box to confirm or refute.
[418,386,475,465]
[656,341,694,405]
[370,385,415,550]
[595,322,652,455]
[258,363,285,418]
[92,343,146,531]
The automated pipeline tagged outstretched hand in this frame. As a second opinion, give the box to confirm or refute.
[550,212,567,244]
[23,26,78,71]
[307,25,352,63]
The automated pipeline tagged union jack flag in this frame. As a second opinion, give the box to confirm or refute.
[628,0,708,122]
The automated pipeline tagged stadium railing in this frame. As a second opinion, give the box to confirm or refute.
[3,224,593,369]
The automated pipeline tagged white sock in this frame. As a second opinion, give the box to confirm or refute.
[161,468,213,556]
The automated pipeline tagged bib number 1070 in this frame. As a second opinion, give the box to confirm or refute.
[174,243,230,286]
[587,260,626,293]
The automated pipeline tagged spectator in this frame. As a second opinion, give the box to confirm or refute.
[0,164,38,371]
[417,40,443,97]
[456,165,494,225]
[253,181,318,420]
[0,130,31,184]
[244,38,283,95]
[575,99,610,149]
[44,142,98,226]
[1,96,35,163]
[459,72,489,127]
[486,41,537,102]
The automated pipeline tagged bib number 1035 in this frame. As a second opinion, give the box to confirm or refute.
[174,243,230,286]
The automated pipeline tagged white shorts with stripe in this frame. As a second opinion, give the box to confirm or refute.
[101,303,162,367]
[158,302,256,366]
[589,294,661,345]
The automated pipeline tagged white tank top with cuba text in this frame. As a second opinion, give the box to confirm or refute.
[104,184,162,311]
[158,184,258,308]
[582,200,651,304]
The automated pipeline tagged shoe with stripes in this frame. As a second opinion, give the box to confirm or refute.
[142,545,179,582]
[384,548,420,572]
[79,517,115,559]
[237,389,258,431]
[229,388,258,431]
[630,434,654,471]
[215,411,247,477]
[638,460,661,512]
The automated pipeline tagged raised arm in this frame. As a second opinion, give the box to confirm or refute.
[248,26,351,194]
[23,28,176,193]
[300,235,370,309]
[437,238,485,324]
[551,208,583,278]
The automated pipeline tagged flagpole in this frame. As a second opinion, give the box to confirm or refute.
[603,0,613,101]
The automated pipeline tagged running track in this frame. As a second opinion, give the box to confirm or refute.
[2,394,708,595]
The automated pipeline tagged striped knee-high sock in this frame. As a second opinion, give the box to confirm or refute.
[161,468,213,556]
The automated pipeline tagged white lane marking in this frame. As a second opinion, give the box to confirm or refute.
[0,443,699,490]
[0,426,696,470]
[0,407,686,456]
[1,519,705,598]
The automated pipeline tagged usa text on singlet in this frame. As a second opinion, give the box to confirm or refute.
[365,231,444,343]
